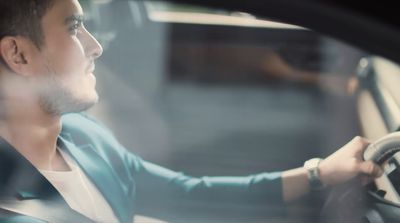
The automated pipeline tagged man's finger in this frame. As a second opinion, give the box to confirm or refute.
[358,161,384,177]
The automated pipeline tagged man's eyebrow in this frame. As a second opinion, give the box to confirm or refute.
[65,14,85,24]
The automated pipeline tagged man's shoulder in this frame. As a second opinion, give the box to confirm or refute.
[61,112,108,132]
[61,112,102,126]
[60,112,117,145]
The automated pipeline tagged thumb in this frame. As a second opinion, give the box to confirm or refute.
[358,161,384,177]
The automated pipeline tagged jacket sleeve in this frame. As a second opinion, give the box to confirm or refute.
[62,113,285,220]
[128,154,284,206]
[126,153,285,221]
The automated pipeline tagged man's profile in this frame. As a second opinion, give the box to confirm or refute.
[0,0,384,222]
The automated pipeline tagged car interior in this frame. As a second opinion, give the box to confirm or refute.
[79,0,400,222]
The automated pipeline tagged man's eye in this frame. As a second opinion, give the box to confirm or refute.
[69,21,82,34]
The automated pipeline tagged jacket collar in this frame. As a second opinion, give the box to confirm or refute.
[58,133,132,223]
[0,134,132,223]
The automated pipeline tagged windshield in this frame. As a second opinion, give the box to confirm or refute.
[1,1,399,223]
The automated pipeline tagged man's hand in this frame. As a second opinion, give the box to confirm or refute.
[319,136,384,187]
[283,136,383,202]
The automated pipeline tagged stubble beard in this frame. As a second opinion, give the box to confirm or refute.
[38,65,98,116]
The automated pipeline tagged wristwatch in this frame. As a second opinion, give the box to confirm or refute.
[303,158,325,191]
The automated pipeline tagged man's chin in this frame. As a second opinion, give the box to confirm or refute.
[62,96,98,115]
[41,94,99,116]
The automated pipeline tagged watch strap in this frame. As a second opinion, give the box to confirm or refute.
[304,158,325,191]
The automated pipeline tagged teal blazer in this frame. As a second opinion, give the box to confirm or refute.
[0,113,283,223]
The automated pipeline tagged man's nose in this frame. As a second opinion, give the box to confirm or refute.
[83,28,103,59]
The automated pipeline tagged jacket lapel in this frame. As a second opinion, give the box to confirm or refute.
[0,137,64,202]
[58,134,131,223]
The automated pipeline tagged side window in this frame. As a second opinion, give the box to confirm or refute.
[84,0,400,220]
[88,0,365,170]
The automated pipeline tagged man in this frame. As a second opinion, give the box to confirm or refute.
[0,0,383,222]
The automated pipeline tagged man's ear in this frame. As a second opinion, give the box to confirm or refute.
[0,36,36,76]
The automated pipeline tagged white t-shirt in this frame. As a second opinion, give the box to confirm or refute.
[39,149,120,223]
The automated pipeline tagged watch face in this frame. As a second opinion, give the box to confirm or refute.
[304,158,322,169]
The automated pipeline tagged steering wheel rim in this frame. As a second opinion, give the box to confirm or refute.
[320,132,400,223]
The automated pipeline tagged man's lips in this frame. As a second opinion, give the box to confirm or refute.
[87,63,96,74]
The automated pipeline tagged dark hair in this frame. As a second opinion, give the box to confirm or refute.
[0,0,54,67]
[0,0,54,49]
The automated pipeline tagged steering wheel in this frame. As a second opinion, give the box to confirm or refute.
[320,132,400,223]
[363,132,400,165]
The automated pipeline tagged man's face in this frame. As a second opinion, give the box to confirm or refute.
[31,0,103,115]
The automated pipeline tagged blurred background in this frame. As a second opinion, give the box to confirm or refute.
[77,0,400,222]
